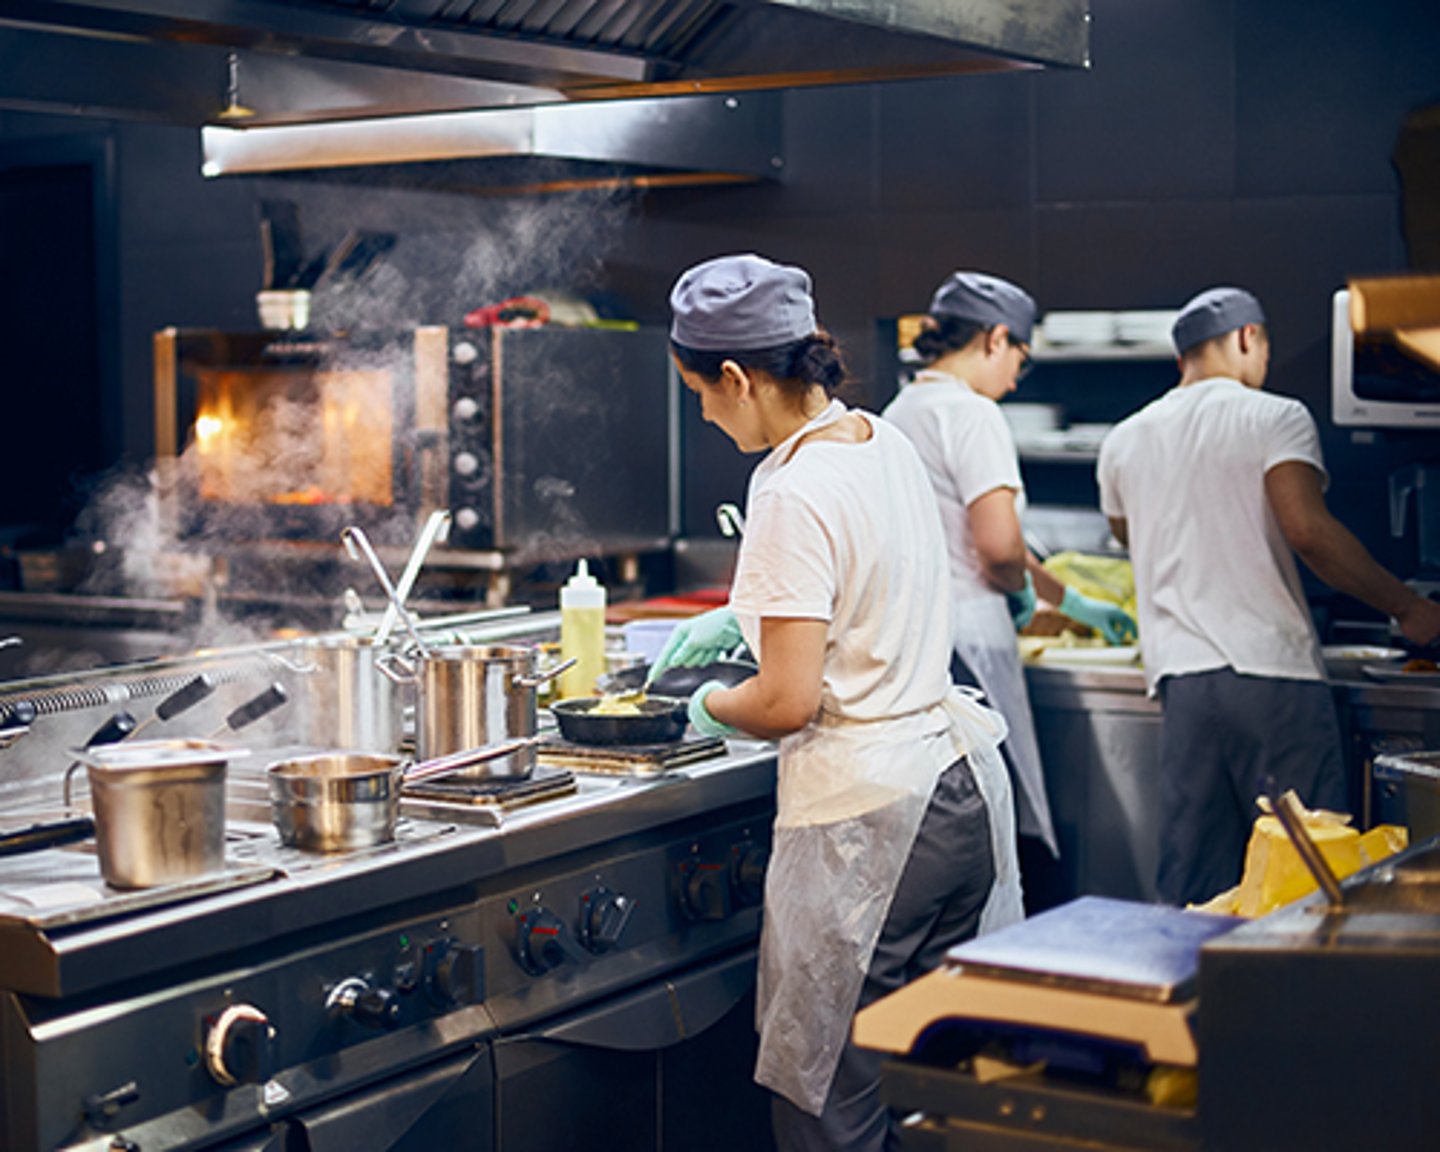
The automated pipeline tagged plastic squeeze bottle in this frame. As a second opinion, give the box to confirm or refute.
[558,559,607,700]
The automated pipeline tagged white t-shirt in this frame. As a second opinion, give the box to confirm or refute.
[728,401,954,721]
[882,371,1026,602]
[1097,377,1328,693]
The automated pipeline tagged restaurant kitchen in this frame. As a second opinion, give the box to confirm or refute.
[2,1,1440,1150]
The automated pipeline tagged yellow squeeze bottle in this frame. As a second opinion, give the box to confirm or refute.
[559,560,607,700]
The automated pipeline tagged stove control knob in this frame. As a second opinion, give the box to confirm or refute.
[326,977,401,1030]
[423,938,483,1008]
[517,907,583,974]
[730,841,769,906]
[681,861,731,921]
[580,887,635,953]
[205,1004,277,1087]
[452,395,481,422]
[454,451,481,477]
[452,340,479,365]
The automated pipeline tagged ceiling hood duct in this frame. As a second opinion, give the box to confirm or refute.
[201,91,784,191]
[1,1,1090,126]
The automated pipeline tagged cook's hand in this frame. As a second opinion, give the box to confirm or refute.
[1394,594,1440,649]
[1060,587,1138,645]
[647,607,742,684]
[688,680,739,739]
[1006,575,1037,631]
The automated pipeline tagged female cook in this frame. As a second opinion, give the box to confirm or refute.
[647,254,1023,1151]
[882,271,1137,864]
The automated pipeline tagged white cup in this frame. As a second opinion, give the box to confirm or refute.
[256,289,312,331]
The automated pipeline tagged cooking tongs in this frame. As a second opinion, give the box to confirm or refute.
[341,525,432,656]
[1263,780,1346,910]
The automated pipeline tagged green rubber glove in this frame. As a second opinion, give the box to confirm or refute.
[1006,574,1037,631]
[1060,586,1138,645]
[647,607,743,684]
[688,680,740,738]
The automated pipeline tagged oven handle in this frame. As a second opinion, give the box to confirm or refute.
[531,944,756,1052]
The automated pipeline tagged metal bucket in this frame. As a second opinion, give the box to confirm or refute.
[79,740,235,889]
[381,644,545,778]
[298,634,408,753]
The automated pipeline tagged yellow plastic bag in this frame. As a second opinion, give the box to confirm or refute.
[1041,551,1137,619]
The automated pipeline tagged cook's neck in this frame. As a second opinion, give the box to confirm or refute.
[765,389,834,448]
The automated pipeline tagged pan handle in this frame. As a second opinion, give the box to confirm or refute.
[401,736,543,785]
[514,656,577,691]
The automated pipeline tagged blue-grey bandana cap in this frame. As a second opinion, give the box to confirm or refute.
[1172,287,1267,354]
[670,254,817,351]
[929,271,1036,345]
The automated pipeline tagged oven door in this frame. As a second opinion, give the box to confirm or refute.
[491,945,770,1152]
[285,1046,494,1152]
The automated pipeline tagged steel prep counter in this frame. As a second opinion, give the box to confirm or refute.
[1025,658,1440,904]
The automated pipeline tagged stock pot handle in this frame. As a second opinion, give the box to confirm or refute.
[514,656,577,690]
[374,651,419,685]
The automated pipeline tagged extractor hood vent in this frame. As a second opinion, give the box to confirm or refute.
[1,1,1090,126]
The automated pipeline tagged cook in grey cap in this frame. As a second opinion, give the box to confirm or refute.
[1172,287,1267,355]
[670,254,817,351]
[929,272,1037,345]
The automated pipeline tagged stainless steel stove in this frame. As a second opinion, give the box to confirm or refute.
[0,633,778,1152]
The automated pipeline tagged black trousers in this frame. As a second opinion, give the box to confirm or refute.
[769,756,995,1152]
[1156,668,1346,906]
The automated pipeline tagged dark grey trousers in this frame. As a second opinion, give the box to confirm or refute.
[769,755,995,1152]
[1156,667,1346,906]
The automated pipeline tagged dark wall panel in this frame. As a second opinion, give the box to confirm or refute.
[1238,1,1440,197]
[1036,0,1237,203]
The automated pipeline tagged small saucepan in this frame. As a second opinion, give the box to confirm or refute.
[550,696,689,746]
[267,736,539,852]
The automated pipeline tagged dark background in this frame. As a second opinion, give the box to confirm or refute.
[1,0,1438,620]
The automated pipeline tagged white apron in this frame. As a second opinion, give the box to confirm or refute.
[754,686,1024,1116]
[951,591,1058,856]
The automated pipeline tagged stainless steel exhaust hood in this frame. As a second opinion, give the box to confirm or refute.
[2,1,1088,186]
[2,1,1089,124]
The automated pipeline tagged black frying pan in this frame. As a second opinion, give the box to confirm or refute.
[550,696,689,746]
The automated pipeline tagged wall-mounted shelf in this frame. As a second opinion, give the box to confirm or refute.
[1032,341,1174,363]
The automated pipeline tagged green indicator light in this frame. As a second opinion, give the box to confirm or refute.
[507,898,519,915]
[398,933,410,949]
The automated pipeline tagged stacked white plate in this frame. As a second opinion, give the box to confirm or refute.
[1040,311,1117,345]
[1114,310,1179,345]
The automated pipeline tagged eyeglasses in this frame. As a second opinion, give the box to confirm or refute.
[1006,334,1034,381]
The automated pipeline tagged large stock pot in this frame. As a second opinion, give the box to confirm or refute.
[297,634,408,753]
[379,644,571,779]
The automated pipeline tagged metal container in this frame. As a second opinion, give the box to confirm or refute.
[269,753,401,854]
[268,738,539,852]
[77,740,237,889]
[298,634,408,753]
[380,644,565,778]
[1374,750,1440,840]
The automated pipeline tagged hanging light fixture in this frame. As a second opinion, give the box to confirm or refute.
[217,51,256,121]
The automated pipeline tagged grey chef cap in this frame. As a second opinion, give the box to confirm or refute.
[669,254,817,351]
[1172,287,1267,354]
[929,271,1036,345]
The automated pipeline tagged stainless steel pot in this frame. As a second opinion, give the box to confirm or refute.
[74,739,240,889]
[378,645,571,779]
[267,737,538,852]
[298,634,409,753]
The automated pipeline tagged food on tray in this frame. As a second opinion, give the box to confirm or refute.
[1402,657,1439,674]
[1021,608,1094,639]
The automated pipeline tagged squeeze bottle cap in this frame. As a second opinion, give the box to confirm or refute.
[560,559,606,608]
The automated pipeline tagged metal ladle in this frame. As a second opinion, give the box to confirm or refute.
[340,526,432,656]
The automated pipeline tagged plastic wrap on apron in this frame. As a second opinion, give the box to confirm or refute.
[754,687,1023,1116]
[951,590,1058,855]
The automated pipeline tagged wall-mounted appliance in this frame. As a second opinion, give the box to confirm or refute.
[1331,277,1440,428]
[153,325,674,557]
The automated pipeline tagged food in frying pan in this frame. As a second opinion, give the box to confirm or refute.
[590,693,646,716]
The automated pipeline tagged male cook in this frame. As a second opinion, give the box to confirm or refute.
[1097,286,1440,906]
